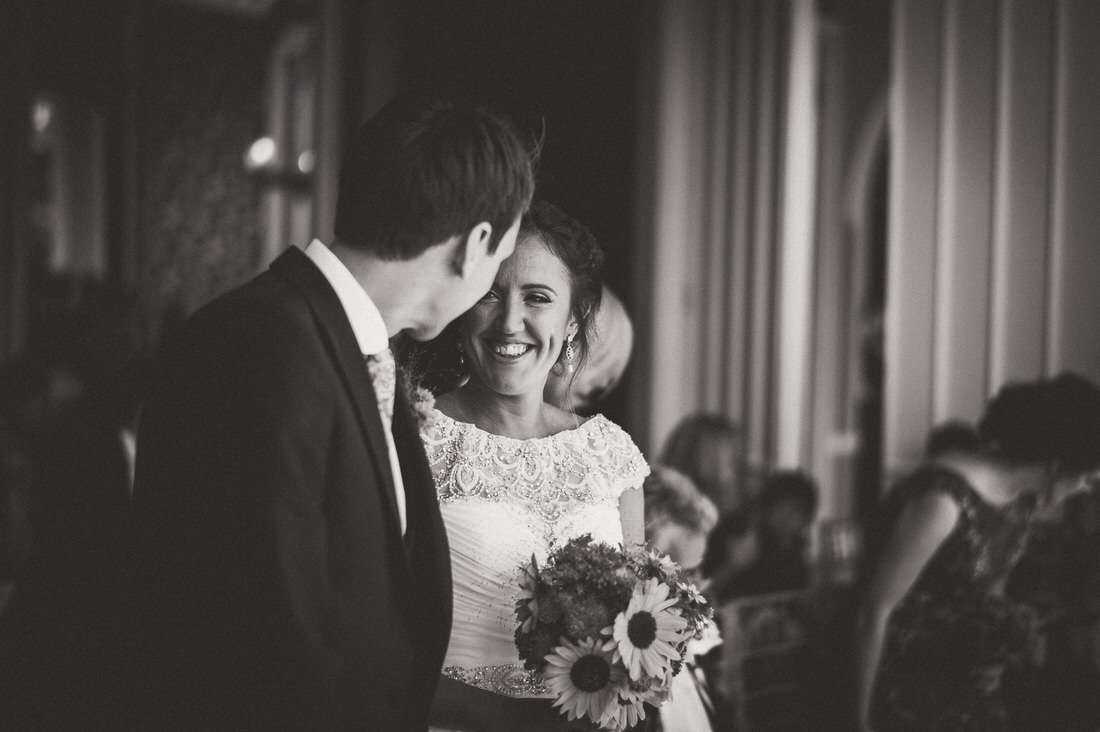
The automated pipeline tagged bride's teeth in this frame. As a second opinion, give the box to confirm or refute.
[494,343,529,357]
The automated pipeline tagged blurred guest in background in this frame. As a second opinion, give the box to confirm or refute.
[543,284,634,415]
[643,465,720,732]
[661,413,760,618]
[661,413,745,515]
[718,470,819,600]
[0,358,54,614]
[0,268,151,730]
[924,419,981,460]
[644,464,719,576]
[856,372,1100,731]
[698,509,759,602]
[0,351,143,729]
[1005,458,1100,729]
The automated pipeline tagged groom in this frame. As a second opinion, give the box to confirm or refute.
[131,97,533,730]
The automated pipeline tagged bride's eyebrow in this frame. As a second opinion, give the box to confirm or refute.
[522,283,558,294]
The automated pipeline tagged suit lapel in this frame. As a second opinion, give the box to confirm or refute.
[269,247,405,541]
[391,382,453,632]
[391,384,429,555]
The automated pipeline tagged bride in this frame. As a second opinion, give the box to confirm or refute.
[419,200,648,731]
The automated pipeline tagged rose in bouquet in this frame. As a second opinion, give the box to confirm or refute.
[514,534,713,731]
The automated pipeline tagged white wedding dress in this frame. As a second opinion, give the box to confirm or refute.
[420,409,648,707]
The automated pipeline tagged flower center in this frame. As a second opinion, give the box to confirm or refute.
[627,611,658,648]
[570,654,612,692]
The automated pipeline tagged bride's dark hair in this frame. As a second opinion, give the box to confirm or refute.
[519,200,604,376]
[977,371,1100,473]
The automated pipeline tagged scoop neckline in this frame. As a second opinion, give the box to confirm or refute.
[431,407,604,445]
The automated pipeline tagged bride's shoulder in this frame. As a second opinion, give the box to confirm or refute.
[568,414,649,480]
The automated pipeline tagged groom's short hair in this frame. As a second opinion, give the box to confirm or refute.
[334,96,535,261]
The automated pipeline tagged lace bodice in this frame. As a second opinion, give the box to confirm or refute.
[423,409,648,543]
[420,409,648,697]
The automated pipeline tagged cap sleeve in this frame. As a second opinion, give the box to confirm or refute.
[870,465,975,556]
[586,416,650,500]
[904,466,971,502]
[419,408,455,481]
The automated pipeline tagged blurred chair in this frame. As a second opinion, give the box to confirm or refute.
[718,590,820,731]
[815,517,863,588]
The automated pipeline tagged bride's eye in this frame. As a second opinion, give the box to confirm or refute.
[479,290,499,303]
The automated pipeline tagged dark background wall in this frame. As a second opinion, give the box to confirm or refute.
[4,0,646,425]
[136,6,270,321]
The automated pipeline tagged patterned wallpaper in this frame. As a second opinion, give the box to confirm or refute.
[137,8,270,335]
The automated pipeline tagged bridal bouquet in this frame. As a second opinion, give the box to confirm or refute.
[514,535,713,731]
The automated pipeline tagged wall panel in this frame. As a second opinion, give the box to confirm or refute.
[885,0,942,472]
[810,21,855,519]
[746,0,783,470]
[723,0,756,423]
[1048,0,1100,380]
[702,1,734,406]
[776,0,820,467]
[646,0,707,452]
[887,0,1100,478]
[639,0,791,473]
[933,0,996,422]
[990,0,1054,388]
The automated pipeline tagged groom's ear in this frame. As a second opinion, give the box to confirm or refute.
[453,222,493,278]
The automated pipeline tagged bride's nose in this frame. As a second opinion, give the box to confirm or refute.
[494,296,525,334]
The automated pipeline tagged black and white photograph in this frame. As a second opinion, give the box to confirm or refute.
[1,1,1099,730]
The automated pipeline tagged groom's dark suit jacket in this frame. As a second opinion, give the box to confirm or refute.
[132,247,452,731]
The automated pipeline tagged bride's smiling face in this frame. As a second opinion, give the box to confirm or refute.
[461,235,577,398]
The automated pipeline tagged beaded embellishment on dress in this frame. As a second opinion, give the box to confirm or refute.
[442,664,549,696]
[422,411,648,525]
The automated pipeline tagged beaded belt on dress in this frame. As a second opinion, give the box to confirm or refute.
[442,664,549,696]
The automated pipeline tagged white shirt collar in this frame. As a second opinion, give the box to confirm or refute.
[303,240,390,355]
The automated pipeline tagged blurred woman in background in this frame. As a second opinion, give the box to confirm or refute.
[661,413,745,515]
[643,465,720,732]
[857,372,1100,731]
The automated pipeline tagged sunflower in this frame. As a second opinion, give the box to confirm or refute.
[610,577,689,679]
[599,696,646,732]
[599,681,649,732]
[542,637,626,724]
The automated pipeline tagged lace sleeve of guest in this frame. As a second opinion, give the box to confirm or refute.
[895,465,1028,528]
[902,466,970,508]
[878,464,1037,594]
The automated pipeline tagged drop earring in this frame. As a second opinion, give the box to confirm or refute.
[456,339,465,366]
[564,336,575,374]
